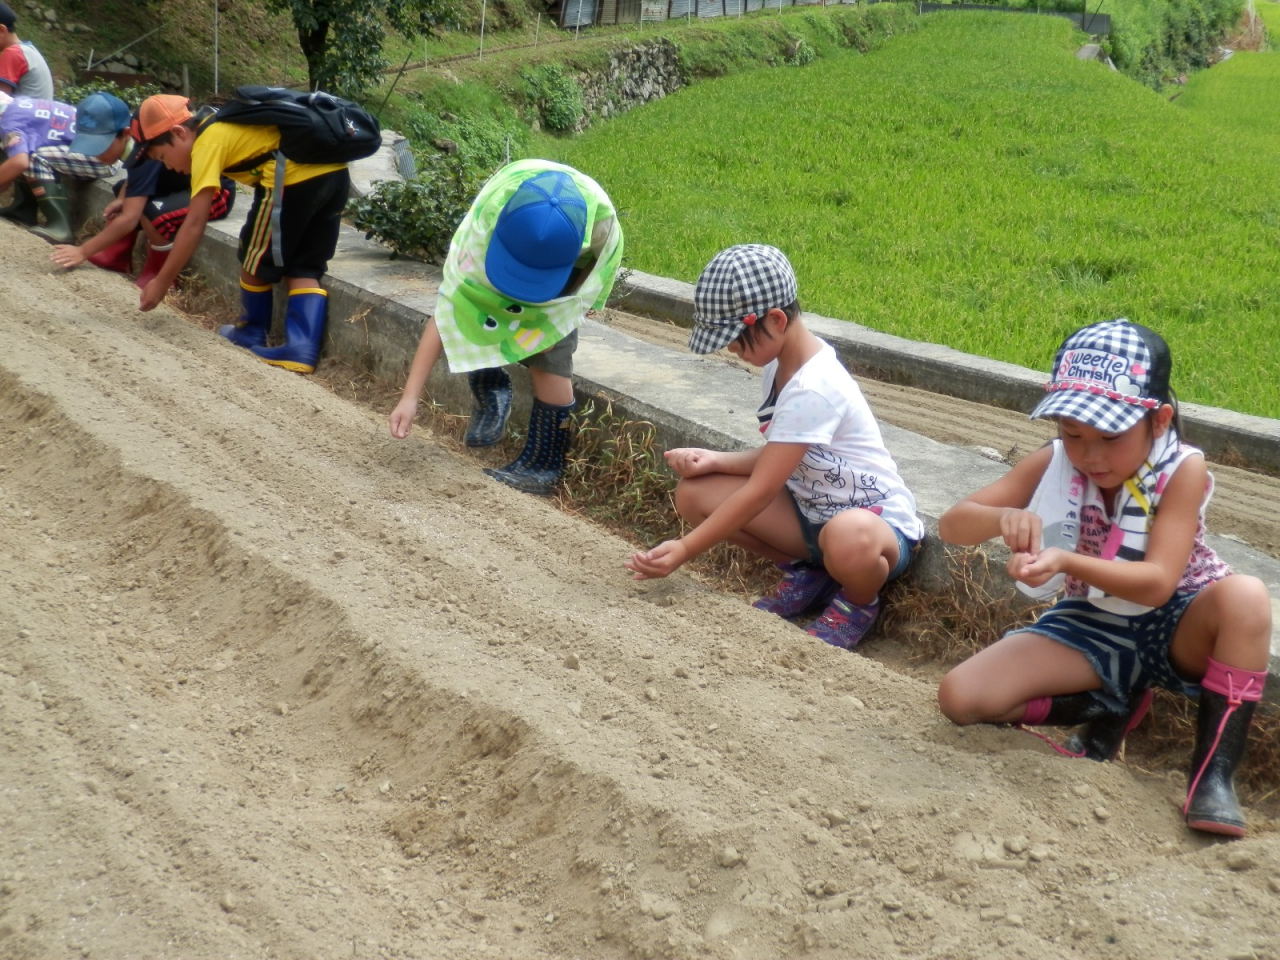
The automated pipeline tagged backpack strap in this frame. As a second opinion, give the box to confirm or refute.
[269,150,286,269]
[195,102,276,176]
[224,152,277,175]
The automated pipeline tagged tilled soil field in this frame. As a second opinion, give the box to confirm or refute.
[3,225,1280,960]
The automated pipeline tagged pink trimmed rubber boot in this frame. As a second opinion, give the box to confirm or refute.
[1184,658,1265,837]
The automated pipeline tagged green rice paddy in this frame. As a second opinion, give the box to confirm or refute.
[549,12,1280,418]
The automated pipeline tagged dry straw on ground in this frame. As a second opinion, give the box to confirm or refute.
[878,544,1047,665]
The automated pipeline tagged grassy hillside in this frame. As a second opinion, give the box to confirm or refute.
[11,0,309,95]
[548,12,1280,418]
[1175,0,1280,140]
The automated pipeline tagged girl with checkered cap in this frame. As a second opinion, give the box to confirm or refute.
[937,319,1271,837]
[626,244,924,651]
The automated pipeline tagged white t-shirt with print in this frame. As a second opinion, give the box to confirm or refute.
[760,342,924,540]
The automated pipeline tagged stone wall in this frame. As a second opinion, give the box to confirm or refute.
[576,38,686,128]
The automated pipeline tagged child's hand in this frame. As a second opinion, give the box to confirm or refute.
[664,448,716,478]
[999,508,1042,555]
[102,198,124,221]
[139,277,167,312]
[625,539,688,580]
[50,245,85,269]
[1009,548,1068,588]
[389,398,419,439]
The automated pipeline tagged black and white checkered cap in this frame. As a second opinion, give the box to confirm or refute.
[1029,319,1170,433]
[688,244,798,355]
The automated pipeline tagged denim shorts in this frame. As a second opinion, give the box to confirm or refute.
[787,491,919,583]
[1014,591,1202,711]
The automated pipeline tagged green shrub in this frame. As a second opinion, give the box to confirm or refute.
[830,5,920,53]
[522,63,585,132]
[786,37,817,66]
[803,11,844,45]
[55,79,162,111]
[388,81,529,174]
[347,155,481,262]
[1106,0,1245,85]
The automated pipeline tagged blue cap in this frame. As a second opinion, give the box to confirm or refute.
[69,92,131,157]
[484,170,588,304]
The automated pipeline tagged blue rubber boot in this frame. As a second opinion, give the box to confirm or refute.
[251,287,327,374]
[484,399,575,496]
[465,368,513,447]
[219,281,273,349]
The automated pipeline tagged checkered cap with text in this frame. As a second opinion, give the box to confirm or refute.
[1029,319,1172,434]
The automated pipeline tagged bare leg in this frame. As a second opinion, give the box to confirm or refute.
[528,369,574,406]
[674,474,808,564]
[818,509,901,605]
[937,631,1103,725]
[139,214,167,247]
[1170,575,1271,677]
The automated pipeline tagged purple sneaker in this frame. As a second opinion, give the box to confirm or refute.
[807,592,879,650]
[753,561,839,619]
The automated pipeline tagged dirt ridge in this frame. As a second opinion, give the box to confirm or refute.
[3,226,1280,959]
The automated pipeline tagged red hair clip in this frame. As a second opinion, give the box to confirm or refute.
[742,313,757,326]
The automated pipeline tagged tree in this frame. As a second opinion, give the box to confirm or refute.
[265,0,459,100]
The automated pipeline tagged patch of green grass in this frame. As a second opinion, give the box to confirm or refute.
[376,3,916,138]
[550,12,1280,417]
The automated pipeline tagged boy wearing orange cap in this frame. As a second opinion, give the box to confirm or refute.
[134,94,349,374]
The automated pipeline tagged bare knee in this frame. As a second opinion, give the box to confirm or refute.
[1221,575,1272,635]
[937,671,985,726]
[823,524,876,565]
[1203,575,1273,671]
[673,477,709,526]
[820,513,893,579]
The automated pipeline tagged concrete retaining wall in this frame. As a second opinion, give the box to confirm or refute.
[614,270,1280,473]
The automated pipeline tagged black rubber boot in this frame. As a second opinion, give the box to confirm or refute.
[484,398,575,496]
[30,179,75,244]
[1059,688,1153,762]
[0,177,38,226]
[1184,691,1257,837]
[465,367,513,447]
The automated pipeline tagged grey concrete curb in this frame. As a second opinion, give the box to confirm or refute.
[73,180,1280,691]
[614,270,1280,474]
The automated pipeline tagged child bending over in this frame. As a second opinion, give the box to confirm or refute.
[51,114,235,286]
[626,245,924,650]
[937,319,1271,837]
[389,159,623,496]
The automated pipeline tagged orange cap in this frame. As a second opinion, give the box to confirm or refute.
[135,94,193,143]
